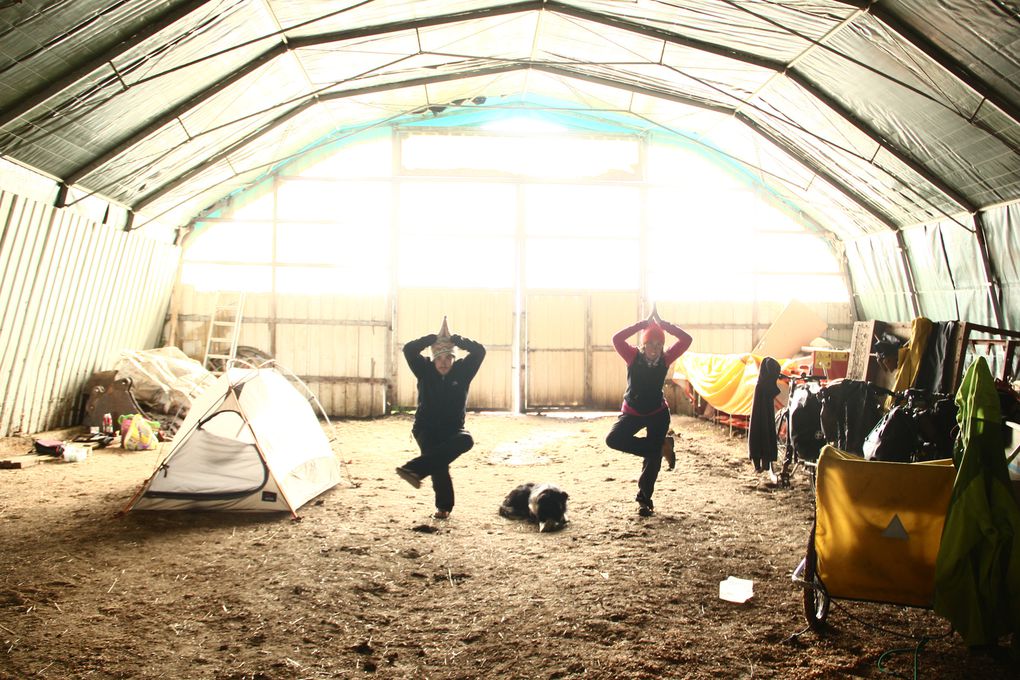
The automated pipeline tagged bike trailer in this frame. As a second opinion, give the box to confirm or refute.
[797,445,956,627]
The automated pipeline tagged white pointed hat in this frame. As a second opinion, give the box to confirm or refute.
[431,316,455,358]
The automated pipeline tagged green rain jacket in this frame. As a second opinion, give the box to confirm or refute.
[933,357,1020,651]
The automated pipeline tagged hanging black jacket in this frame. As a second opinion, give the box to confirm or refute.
[404,333,486,437]
[748,356,781,472]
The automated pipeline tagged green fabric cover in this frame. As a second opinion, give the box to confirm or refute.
[933,358,1020,652]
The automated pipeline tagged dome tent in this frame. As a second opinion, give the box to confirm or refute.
[125,363,344,516]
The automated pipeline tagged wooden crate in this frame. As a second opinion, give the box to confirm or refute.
[948,322,1020,392]
[846,320,912,392]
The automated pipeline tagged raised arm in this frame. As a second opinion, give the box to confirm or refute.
[403,333,437,379]
[659,319,693,363]
[451,334,486,380]
[612,320,646,365]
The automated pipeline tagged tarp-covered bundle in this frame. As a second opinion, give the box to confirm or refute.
[126,364,342,515]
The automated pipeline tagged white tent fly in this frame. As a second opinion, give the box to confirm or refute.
[125,363,343,515]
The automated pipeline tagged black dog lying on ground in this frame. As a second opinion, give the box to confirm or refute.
[498,483,569,532]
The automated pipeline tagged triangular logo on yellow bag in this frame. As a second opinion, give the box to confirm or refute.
[882,514,909,540]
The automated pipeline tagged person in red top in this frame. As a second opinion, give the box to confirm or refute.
[607,308,693,516]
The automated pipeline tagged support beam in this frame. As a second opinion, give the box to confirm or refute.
[531,63,734,115]
[546,0,784,72]
[894,230,921,318]
[288,1,545,50]
[53,182,68,209]
[62,44,284,186]
[0,0,213,129]
[786,71,977,214]
[846,1,1020,127]
[972,211,1005,327]
[132,99,317,210]
[734,112,903,232]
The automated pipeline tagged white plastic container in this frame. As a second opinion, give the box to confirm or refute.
[62,444,89,463]
[719,576,754,603]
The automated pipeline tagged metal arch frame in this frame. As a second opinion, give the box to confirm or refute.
[55,2,549,186]
[832,0,1020,128]
[47,3,984,213]
[0,0,216,129]
[131,98,317,210]
[135,62,911,260]
[60,43,285,187]
[7,1,1009,214]
[130,57,926,317]
[9,0,1005,322]
[137,64,983,322]
[129,63,530,210]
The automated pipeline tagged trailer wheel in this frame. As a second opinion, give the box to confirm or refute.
[802,525,829,631]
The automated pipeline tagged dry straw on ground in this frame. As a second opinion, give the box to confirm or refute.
[0,413,1014,679]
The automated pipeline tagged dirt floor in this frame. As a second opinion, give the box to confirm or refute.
[1,412,1016,679]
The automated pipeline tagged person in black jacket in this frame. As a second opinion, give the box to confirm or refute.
[396,319,486,519]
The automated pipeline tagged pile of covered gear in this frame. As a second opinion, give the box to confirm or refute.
[82,347,218,438]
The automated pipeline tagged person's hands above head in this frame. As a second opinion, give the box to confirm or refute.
[450,334,464,347]
[649,306,662,324]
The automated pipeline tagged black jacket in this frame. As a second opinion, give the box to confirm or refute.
[404,333,486,436]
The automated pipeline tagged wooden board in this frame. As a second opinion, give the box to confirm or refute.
[751,300,827,360]
[0,454,46,469]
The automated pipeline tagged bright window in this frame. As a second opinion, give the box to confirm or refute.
[402,132,640,180]
[527,238,639,289]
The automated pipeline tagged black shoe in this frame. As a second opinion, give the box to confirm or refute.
[636,494,654,516]
[638,504,654,517]
[396,466,422,489]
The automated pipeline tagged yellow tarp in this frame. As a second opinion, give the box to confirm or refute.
[672,353,769,416]
[672,353,808,416]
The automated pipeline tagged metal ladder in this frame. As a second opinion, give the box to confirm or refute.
[202,292,245,374]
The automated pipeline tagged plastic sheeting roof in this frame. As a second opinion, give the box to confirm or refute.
[0,0,1018,239]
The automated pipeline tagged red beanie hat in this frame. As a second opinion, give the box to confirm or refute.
[641,321,665,344]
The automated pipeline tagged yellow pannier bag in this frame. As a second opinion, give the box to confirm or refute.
[814,445,956,607]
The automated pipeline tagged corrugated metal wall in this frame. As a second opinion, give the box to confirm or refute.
[526,295,852,411]
[171,281,854,417]
[170,287,390,418]
[527,291,642,409]
[0,190,178,436]
[657,300,855,354]
[526,293,588,407]
[173,287,518,417]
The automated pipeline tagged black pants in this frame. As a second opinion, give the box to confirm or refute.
[404,429,474,512]
[606,409,670,503]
